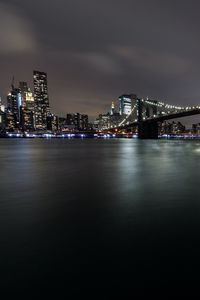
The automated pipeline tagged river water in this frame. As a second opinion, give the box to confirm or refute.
[0,138,200,289]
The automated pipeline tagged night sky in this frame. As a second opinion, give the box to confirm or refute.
[0,0,200,122]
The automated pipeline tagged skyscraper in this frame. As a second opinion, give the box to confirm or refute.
[7,82,22,129]
[18,82,35,131]
[119,94,137,116]
[33,71,50,130]
[0,98,6,131]
[110,101,115,115]
[20,107,34,131]
[25,89,35,111]
[19,81,28,107]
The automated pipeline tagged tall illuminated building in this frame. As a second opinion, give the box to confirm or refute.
[19,81,28,107]
[20,108,34,131]
[19,82,35,111]
[18,81,35,131]
[0,98,6,130]
[110,101,115,115]
[20,89,35,131]
[25,89,35,111]
[33,70,50,130]
[7,81,22,129]
[119,94,137,116]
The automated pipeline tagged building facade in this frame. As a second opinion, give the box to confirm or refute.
[66,113,89,131]
[33,71,50,130]
[119,94,137,116]
[47,114,58,131]
[0,108,6,131]
[19,81,28,107]
[20,108,34,131]
[7,86,22,130]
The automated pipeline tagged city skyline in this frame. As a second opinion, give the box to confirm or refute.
[2,69,200,133]
[1,70,200,139]
[1,0,200,121]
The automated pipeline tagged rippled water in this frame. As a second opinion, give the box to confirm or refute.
[1,138,200,289]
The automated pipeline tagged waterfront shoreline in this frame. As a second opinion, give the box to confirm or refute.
[1,133,200,139]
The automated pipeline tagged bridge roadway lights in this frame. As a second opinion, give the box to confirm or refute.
[138,121,159,139]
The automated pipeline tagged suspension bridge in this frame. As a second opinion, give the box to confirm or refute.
[107,98,200,139]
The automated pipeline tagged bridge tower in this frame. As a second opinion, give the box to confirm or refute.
[137,99,159,139]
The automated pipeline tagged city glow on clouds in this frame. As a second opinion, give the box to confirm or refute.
[81,52,120,74]
[113,46,193,75]
[0,4,37,54]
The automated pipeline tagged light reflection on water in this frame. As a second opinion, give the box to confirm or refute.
[1,138,200,287]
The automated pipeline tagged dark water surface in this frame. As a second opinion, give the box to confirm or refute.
[1,138,200,289]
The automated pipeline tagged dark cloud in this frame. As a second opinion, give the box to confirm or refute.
[0,0,200,123]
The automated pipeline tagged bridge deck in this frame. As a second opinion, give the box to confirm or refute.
[120,108,200,129]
